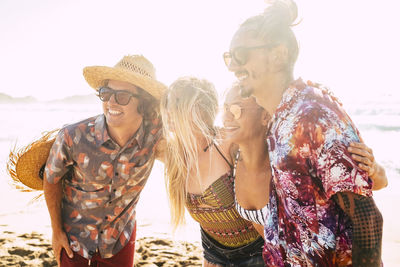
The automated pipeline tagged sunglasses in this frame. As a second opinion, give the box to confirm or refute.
[224,103,261,120]
[223,44,272,67]
[97,87,140,106]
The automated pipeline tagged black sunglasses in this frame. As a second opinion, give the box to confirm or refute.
[223,44,272,67]
[97,87,140,106]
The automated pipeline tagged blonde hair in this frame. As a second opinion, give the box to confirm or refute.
[160,76,218,229]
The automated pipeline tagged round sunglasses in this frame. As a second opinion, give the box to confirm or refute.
[223,43,272,67]
[97,87,140,106]
[224,103,261,120]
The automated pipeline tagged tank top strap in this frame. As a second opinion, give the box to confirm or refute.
[213,143,233,169]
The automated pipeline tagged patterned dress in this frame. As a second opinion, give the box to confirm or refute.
[263,79,373,266]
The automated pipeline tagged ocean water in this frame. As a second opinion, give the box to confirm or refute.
[0,97,399,263]
[0,102,200,242]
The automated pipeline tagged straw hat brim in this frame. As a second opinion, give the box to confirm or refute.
[83,66,166,100]
[15,140,54,190]
[7,131,58,191]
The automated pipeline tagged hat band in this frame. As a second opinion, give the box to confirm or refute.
[116,61,153,79]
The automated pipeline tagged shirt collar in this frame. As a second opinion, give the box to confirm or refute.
[94,115,111,147]
[94,115,146,149]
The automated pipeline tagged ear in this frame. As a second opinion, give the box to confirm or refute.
[270,44,289,72]
[260,109,270,127]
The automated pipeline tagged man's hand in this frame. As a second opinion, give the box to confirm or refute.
[333,192,383,267]
[52,229,73,266]
[43,176,72,266]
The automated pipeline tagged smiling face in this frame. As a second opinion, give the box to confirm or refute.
[101,79,142,131]
[223,84,268,145]
[227,28,275,99]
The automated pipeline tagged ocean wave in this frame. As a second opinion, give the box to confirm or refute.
[358,124,400,132]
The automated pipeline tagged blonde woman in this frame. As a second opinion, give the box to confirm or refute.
[161,77,265,266]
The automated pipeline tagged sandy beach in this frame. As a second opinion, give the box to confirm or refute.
[0,224,202,267]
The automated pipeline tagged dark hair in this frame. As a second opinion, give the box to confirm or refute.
[136,86,159,120]
[240,0,299,75]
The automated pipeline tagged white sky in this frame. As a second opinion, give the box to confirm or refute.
[1,0,399,101]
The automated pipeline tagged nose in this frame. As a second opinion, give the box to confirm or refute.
[222,107,234,125]
[227,58,242,73]
[108,93,118,105]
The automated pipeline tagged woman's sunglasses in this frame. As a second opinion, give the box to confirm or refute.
[224,104,261,120]
[97,87,140,106]
[223,44,272,67]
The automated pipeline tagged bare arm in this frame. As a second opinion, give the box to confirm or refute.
[348,142,388,190]
[333,192,383,267]
[252,222,265,240]
[43,178,73,266]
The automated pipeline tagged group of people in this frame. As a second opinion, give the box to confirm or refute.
[43,1,387,266]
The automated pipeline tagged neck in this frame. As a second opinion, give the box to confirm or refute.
[107,117,143,147]
[238,134,268,172]
[255,72,293,116]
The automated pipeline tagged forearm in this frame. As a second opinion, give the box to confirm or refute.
[43,179,64,233]
[333,192,383,267]
[371,163,388,191]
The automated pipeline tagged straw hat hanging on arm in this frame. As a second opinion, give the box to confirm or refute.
[7,130,61,193]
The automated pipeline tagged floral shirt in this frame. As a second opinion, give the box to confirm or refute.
[45,115,162,259]
[263,79,373,266]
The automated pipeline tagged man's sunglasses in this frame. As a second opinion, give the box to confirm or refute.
[97,87,140,106]
[223,44,272,67]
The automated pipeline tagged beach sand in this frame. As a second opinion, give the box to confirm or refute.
[0,225,202,267]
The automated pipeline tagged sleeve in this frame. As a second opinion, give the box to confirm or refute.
[303,102,373,199]
[44,128,74,184]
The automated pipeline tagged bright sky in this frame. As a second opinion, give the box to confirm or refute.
[1,0,399,101]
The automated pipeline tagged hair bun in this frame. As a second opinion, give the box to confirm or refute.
[264,0,298,27]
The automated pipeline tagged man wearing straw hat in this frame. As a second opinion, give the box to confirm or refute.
[43,54,166,267]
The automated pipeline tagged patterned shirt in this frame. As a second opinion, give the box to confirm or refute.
[263,79,373,266]
[45,114,162,259]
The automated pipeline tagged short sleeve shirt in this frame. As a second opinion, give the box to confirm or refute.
[45,114,162,259]
[263,79,373,266]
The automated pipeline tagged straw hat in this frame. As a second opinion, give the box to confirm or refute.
[83,55,166,99]
[7,130,58,191]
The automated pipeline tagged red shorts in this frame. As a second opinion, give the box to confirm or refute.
[60,224,136,267]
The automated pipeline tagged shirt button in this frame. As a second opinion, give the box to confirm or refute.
[115,172,119,176]
[100,230,104,234]
[89,250,95,256]
[105,216,108,220]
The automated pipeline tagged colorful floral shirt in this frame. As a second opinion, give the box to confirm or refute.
[45,114,162,259]
[263,79,373,266]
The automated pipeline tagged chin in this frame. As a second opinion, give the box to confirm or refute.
[239,85,253,98]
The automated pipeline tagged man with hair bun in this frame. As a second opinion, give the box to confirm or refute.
[224,0,384,266]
